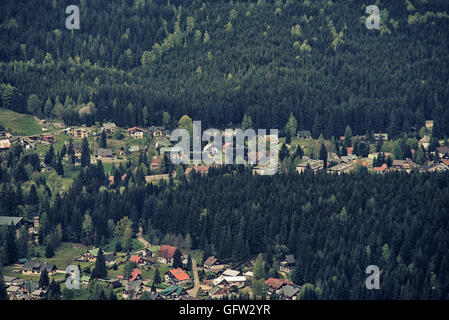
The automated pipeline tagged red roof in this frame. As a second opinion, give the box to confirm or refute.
[185,165,210,175]
[129,268,142,282]
[169,268,190,282]
[264,278,294,290]
[442,159,449,166]
[126,127,145,132]
[159,244,177,260]
[347,147,353,155]
[373,163,388,172]
[222,142,232,150]
[130,255,143,264]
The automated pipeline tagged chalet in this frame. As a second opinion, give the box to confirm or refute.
[209,286,229,299]
[297,131,312,140]
[42,135,55,143]
[280,284,300,300]
[102,122,116,134]
[0,216,25,230]
[129,268,143,282]
[123,280,144,299]
[126,127,145,138]
[419,135,431,150]
[347,147,354,155]
[436,146,449,159]
[419,162,449,173]
[104,254,116,266]
[392,158,418,172]
[203,256,224,271]
[7,286,22,298]
[22,261,57,275]
[296,159,324,174]
[247,151,265,164]
[280,255,296,273]
[68,128,88,139]
[374,133,388,141]
[76,248,99,262]
[0,139,11,151]
[95,148,113,159]
[265,278,294,293]
[150,157,161,171]
[166,268,191,285]
[148,126,165,137]
[160,146,183,162]
[222,269,241,277]
[160,284,185,299]
[158,244,177,264]
[373,163,388,174]
[185,164,210,176]
[130,255,145,266]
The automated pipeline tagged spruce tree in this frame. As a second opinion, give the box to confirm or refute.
[91,248,107,279]
[0,271,8,300]
[80,137,90,167]
[39,268,50,289]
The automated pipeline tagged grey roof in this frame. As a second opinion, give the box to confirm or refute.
[24,281,38,293]
[96,148,113,157]
[285,255,295,264]
[23,260,41,271]
[4,276,16,282]
[0,216,23,226]
[104,254,115,262]
[281,284,300,298]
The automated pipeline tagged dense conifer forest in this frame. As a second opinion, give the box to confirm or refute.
[1,0,449,137]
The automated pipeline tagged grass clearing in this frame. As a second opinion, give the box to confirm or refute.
[0,108,43,135]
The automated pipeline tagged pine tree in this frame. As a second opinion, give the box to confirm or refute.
[0,271,8,300]
[5,225,17,264]
[154,267,161,285]
[99,130,107,148]
[91,248,107,279]
[81,137,90,167]
[172,249,183,268]
[39,268,50,289]
[319,143,328,169]
[56,157,64,176]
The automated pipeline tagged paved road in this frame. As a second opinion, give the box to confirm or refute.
[187,257,200,297]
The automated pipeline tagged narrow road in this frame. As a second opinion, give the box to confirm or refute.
[137,226,150,248]
[187,257,200,297]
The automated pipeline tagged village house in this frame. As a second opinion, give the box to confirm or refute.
[67,127,89,139]
[102,122,116,134]
[280,255,296,274]
[104,254,116,266]
[203,256,225,272]
[160,284,186,299]
[150,157,162,171]
[126,127,145,138]
[0,139,11,151]
[296,159,324,174]
[280,284,300,300]
[129,268,143,282]
[145,174,170,183]
[165,268,191,285]
[209,286,230,299]
[185,164,211,176]
[373,163,389,174]
[436,146,449,159]
[419,135,431,150]
[297,130,312,140]
[123,280,144,299]
[130,255,145,266]
[373,133,388,141]
[158,244,177,265]
[76,248,99,262]
[265,278,295,294]
[95,148,113,159]
[327,162,354,175]
[148,126,166,137]
[419,162,449,173]
[392,158,418,173]
[22,260,57,275]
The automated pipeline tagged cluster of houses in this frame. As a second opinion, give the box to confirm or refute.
[295,143,449,175]
[3,275,47,300]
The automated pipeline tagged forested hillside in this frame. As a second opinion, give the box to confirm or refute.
[1,0,449,138]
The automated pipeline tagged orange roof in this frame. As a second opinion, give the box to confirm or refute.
[185,165,210,175]
[159,244,177,260]
[129,268,142,282]
[130,255,143,264]
[373,163,388,172]
[347,147,353,155]
[169,268,190,281]
[264,278,294,290]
